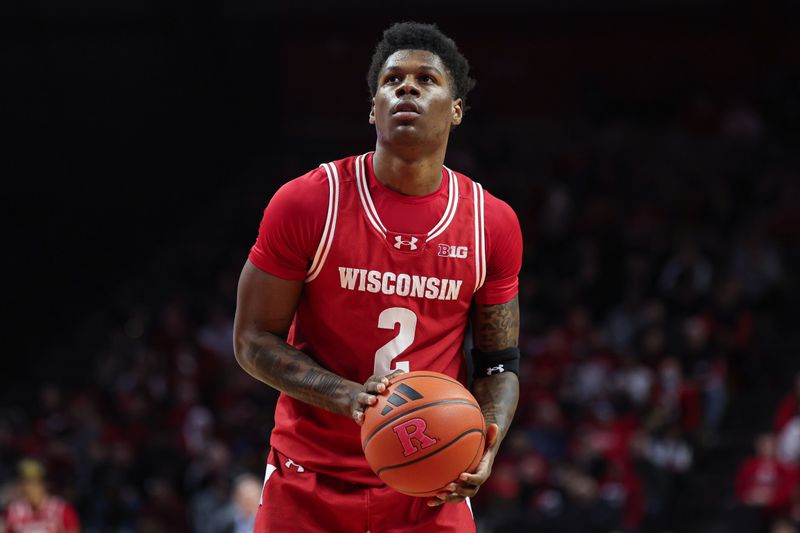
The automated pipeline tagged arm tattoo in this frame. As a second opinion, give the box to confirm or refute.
[242,334,354,417]
[474,296,520,351]
[299,370,345,398]
[471,296,520,442]
[471,373,519,438]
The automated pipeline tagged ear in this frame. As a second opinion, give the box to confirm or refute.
[369,98,376,124]
[451,98,463,127]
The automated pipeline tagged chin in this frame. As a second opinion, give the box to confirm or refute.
[385,126,424,142]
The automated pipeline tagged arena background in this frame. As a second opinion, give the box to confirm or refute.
[3,1,800,532]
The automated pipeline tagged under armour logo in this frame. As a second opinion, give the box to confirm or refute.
[486,364,505,376]
[284,459,305,472]
[394,235,418,251]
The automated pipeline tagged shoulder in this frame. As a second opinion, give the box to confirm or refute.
[6,499,29,514]
[481,188,520,229]
[449,168,519,225]
[265,165,333,221]
[45,496,68,511]
[272,165,329,203]
[269,155,358,211]
[464,173,520,232]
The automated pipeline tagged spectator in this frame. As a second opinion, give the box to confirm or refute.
[209,474,261,533]
[775,374,800,466]
[731,225,783,305]
[734,434,796,531]
[635,425,693,531]
[775,373,800,435]
[2,460,80,533]
[659,240,714,314]
[770,518,799,533]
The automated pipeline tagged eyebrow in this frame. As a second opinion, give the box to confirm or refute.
[383,64,444,75]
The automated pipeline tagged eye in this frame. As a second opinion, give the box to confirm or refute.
[418,75,434,84]
[383,75,400,85]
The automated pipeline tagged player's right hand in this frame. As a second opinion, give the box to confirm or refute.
[351,369,405,426]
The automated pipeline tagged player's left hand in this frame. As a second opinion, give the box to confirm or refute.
[427,423,500,507]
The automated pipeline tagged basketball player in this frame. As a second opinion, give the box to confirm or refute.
[234,22,521,532]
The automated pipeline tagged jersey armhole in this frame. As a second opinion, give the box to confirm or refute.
[472,181,486,293]
[305,161,341,282]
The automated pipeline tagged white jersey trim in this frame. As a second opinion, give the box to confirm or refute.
[356,153,387,238]
[260,463,277,506]
[426,166,459,241]
[306,162,340,282]
[356,153,459,242]
[472,181,487,292]
[478,182,486,289]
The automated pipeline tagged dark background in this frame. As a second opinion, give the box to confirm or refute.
[4,0,799,385]
[3,1,800,532]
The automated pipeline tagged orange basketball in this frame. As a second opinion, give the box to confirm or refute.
[360,371,486,497]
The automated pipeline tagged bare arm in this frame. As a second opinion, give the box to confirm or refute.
[470,295,521,441]
[430,295,520,506]
[233,260,367,417]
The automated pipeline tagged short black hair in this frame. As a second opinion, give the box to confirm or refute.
[367,22,476,108]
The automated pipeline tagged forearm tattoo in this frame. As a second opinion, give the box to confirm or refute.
[244,334,351,416]
[471,296,520,440]
[474,296,520,351]
[471,372,519,439]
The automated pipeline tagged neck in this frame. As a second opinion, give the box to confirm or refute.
[28,495,45,508]
[372,143,447,196]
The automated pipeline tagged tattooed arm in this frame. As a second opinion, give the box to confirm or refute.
[233,260,387,421]
[471,295,521,439]
[429,295,520,507]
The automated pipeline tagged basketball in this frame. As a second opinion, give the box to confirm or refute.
[360,371,486,497]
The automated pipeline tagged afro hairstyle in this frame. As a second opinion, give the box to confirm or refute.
[367,22,476,109]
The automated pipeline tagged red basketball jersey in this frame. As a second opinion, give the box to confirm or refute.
[250,153,520,485]
[4,497,80,533]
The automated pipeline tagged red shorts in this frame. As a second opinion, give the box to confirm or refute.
[255,448,476,533]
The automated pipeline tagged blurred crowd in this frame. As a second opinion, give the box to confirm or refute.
[471,99,800,532]
[2,94,800,533]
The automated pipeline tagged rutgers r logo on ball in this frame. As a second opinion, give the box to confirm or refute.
[437,244,468,259]
[392,417,438,456]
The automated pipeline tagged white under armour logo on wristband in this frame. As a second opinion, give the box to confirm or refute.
[486,364,505,375]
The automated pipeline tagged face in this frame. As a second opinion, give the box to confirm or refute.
[370,49,463,147]
[756,434,776,458]
[21,479,46,504]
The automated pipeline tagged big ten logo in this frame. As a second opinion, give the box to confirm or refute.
[391,417,438,456]
[437,244,468,259]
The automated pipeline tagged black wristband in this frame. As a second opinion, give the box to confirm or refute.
[471,347,520,378]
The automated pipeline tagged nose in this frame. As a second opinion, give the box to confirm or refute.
[395,75,420,97]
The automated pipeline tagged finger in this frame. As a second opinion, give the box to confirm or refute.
[450,481,479,498]
[427,493,466,506]
[364,378,388,394]
[458,472,487,486]
[455,424,499,484]
[356,392,378,407]
[458,458,491,487]
[427,486,455,507]
[385,368,406,379]
[352,409,364,426]
[434,481,478,499]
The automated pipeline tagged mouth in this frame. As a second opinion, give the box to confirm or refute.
[392,101,421,115]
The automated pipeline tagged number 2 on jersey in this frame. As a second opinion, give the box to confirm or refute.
[373,307,417,375]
